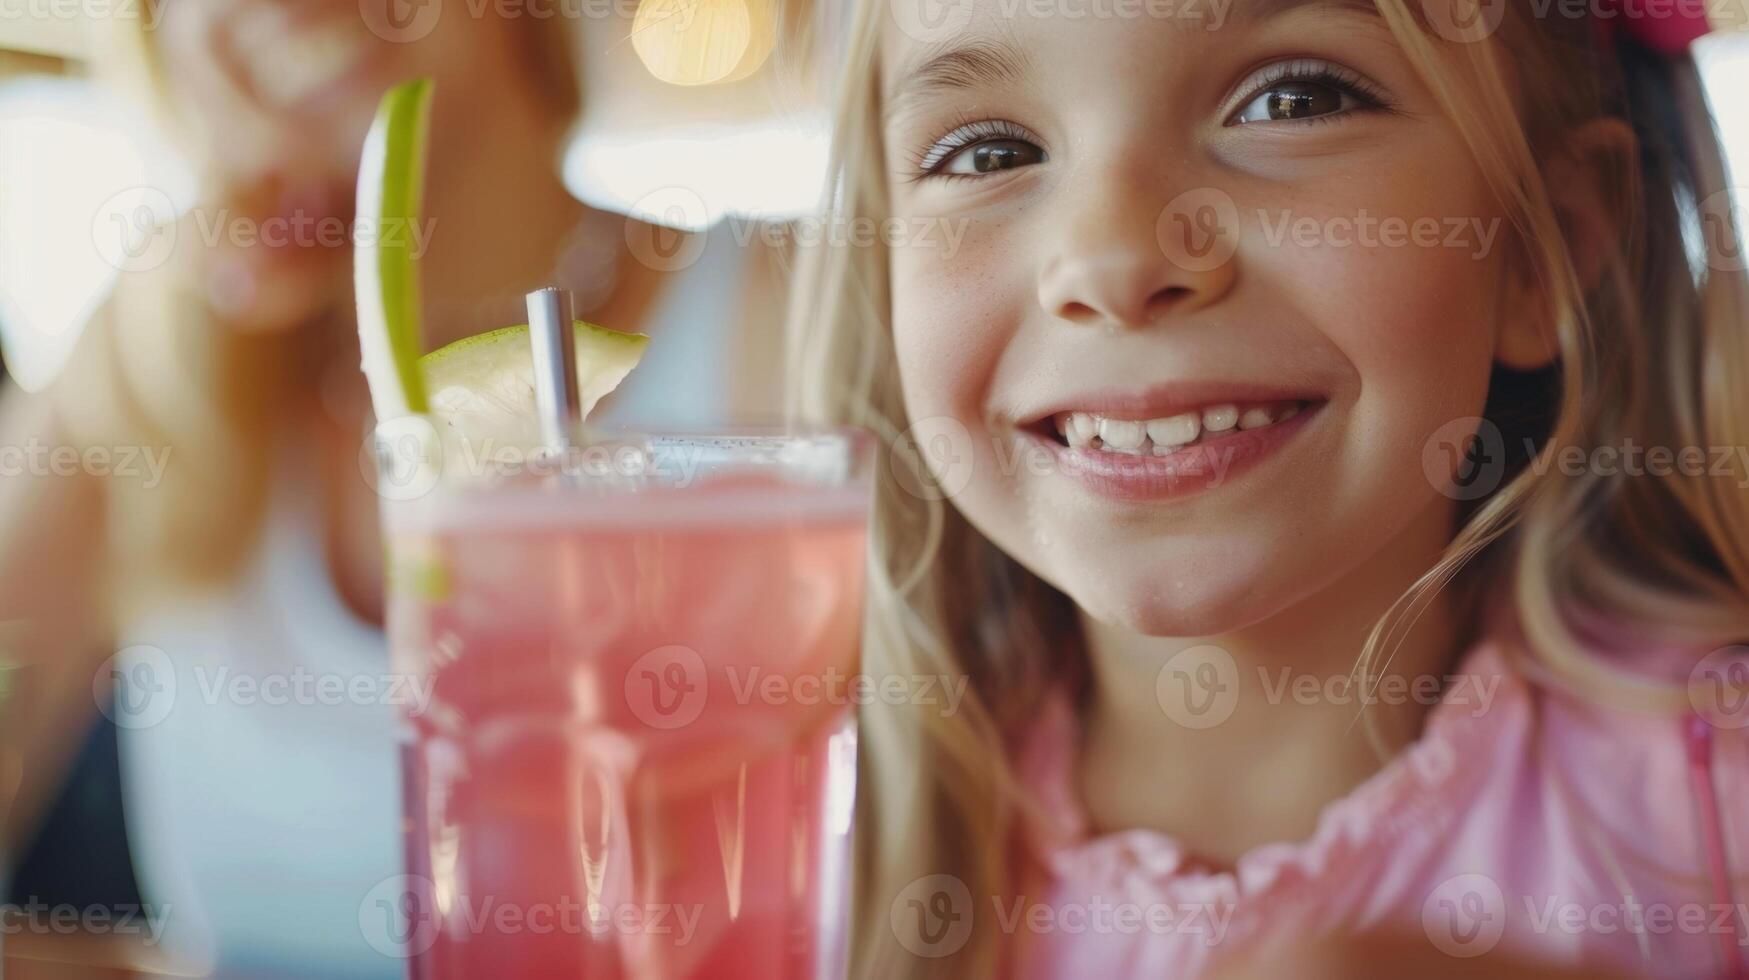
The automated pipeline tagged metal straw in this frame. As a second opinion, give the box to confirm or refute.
[526,287,581,454]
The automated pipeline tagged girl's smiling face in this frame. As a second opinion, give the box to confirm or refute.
[881,0,1536,636]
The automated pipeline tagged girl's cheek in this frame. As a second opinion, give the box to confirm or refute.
[890,230,1017,426]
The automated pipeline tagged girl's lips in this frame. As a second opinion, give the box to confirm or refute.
[1024,401,1324,501]
[1019,380,1328,426]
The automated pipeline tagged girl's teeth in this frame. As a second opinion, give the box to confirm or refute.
[1201,403,1239,432]
[1098,418,1147,452]
[1056,401,1305,454]
[1067,413,1099,448]
[1145,412,1201,450]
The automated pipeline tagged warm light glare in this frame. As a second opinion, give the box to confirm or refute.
[631,0,777,87]
[0,79,192,392]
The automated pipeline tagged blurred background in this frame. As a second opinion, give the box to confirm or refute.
[1,3,1747,979]
[0,2,839,977]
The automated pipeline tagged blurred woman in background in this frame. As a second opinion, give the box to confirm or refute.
[0,1,784,975]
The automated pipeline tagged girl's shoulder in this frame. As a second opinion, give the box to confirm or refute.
[1517,633,1749,890]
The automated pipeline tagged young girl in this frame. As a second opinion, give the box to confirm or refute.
[790,1,1749,976]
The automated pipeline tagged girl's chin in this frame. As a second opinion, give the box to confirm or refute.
[1057,572,1294,639]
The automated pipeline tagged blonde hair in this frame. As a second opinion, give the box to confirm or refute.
[63,3,585,608]
[786,3,1749,976]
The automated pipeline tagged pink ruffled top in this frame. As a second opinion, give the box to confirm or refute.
[1005,638,1749,978]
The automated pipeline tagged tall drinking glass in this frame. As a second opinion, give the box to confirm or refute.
[373,427,872,979]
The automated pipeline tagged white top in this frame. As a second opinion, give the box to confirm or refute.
[115,221,747,977]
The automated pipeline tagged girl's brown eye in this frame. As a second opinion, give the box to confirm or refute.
[1225,58,1396,127]
[940,139,1045,176]
[1252,81,1343,121]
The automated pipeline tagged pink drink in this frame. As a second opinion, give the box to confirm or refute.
[380,436,869,979]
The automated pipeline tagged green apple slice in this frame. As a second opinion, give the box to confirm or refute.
[355,78,433,419]
[422,321,649,443]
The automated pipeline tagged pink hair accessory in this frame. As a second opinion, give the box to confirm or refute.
[1593,0,1713,56]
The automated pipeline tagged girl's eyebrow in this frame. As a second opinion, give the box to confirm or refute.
[1233,0,1384,20]
[884,37,1030,124]
[881,0,1383,124]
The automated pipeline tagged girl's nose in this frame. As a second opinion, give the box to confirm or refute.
[1037,184,1239,329]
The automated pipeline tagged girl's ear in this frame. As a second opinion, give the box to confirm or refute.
[1494,117,1638,371]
